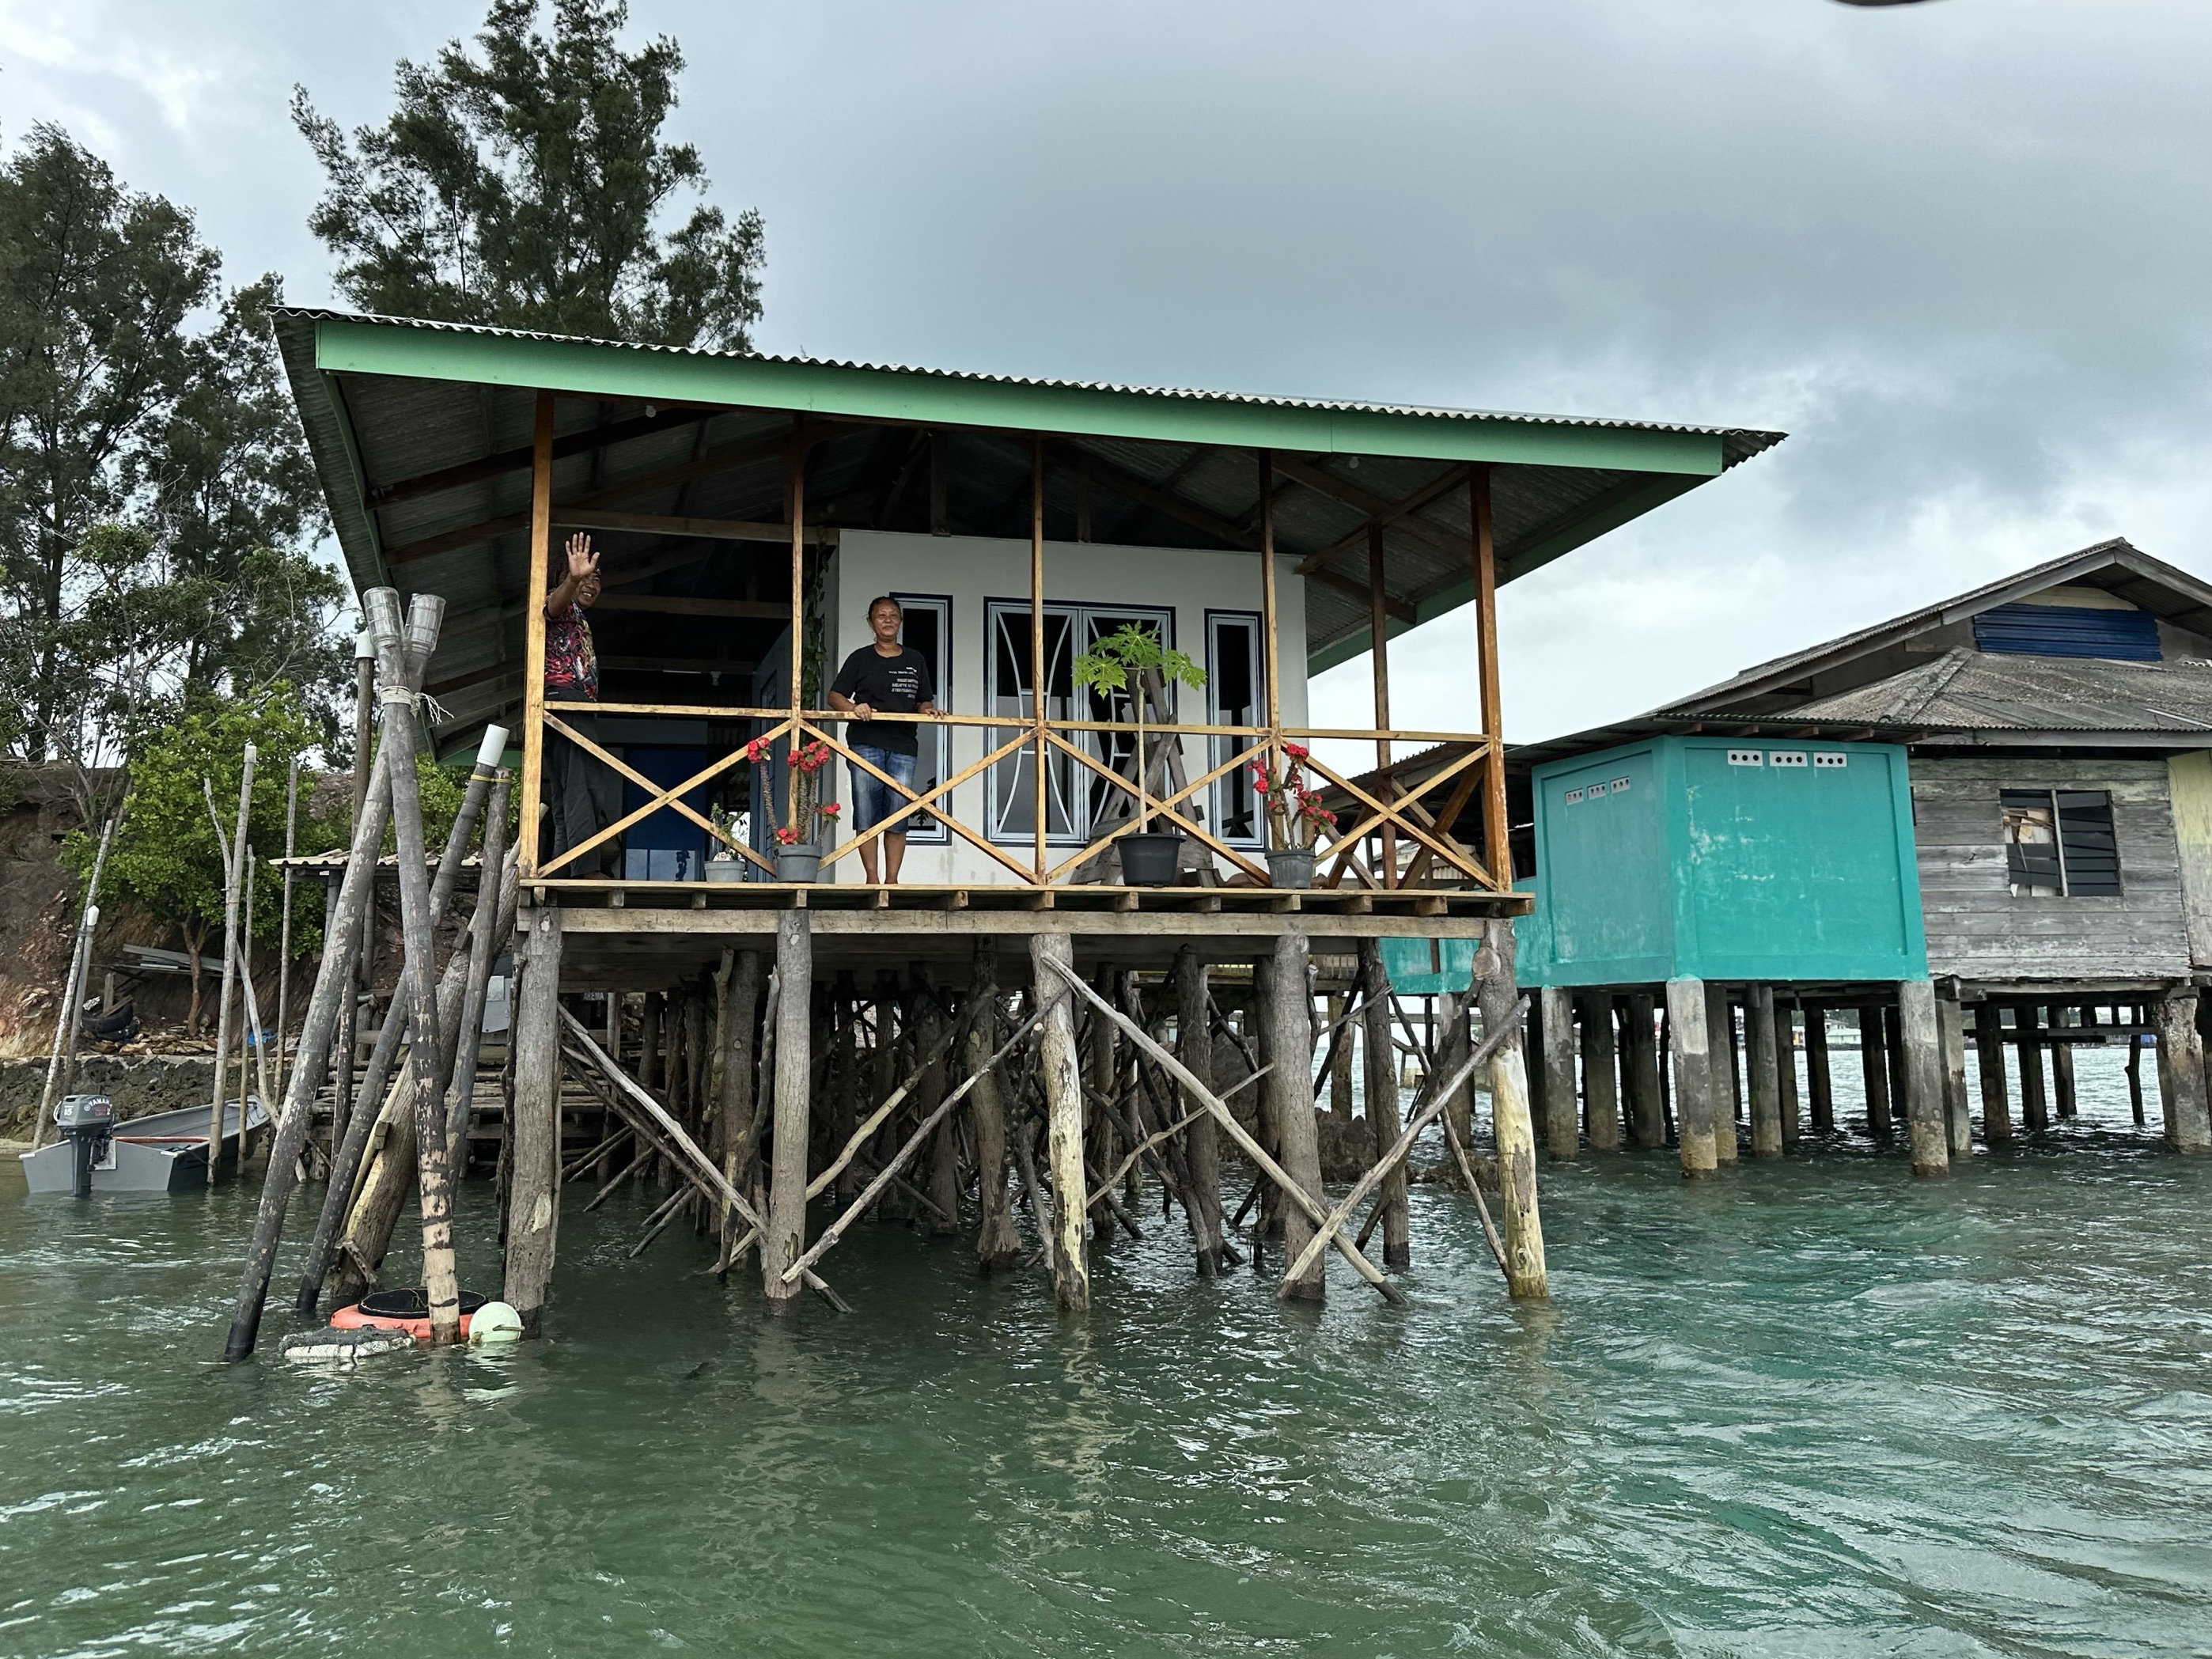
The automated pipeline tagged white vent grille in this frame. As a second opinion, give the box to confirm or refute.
[1813,752,1848,769]
[1770,751,1808,768]
[1727,749,1763,767]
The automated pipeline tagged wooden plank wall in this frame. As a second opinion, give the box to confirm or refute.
[2165,751,2212,968]
[1911,756,2189,980]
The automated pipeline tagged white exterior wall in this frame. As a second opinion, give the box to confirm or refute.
[824,529,1308,885]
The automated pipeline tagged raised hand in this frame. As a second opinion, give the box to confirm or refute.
[565,532,600,581]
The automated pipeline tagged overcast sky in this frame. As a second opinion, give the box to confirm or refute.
[4,0,2206,741]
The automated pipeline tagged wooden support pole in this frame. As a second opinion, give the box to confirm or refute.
[505,907,563,1331]
[32,814,116,1153]
[1327,995,1355,1124]
[1623,992,1664,1149]
[1174,946,1227,1277]
[1367,522,1396,882]
[1747,983,1783,1158]
[1898,979,1949,1179]
[1469,465,1509,888]
[1709,985,1739,1164]
[520,392,553,877]
[1578,992,1621,1153]
[442,769,513,1153]
[1975,1004,2012,1143]
[2051,1006,2078,1119]
[2154,990,2212,1153]
[1805,1002,1834,1133]
[1083,969,1118,1251]
[763,910,814,1315]
[1775,998,1801,1146]
[1860,1006,1894,1134]
[274,757,299,1106]
[203,744,256,1183]
[1884,1003,1909,1133]
[1357,939,1409,1268]
[1538,985,1577,1160]
[2017,1006,2048,1131]
[1267,933,1328,1299]
[1668,978,1717,1177]
[1938,994,1971,1158]
[1032,930,1090,1309]
[717,949,764,1249]
[970,941,1022,1271]
[1475,920,1545,1298]
[2126,1018,2146,1127]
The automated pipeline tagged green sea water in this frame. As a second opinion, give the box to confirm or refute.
[2,1048,2208,1657]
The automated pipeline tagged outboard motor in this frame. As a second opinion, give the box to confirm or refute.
[53,1093,116,1199]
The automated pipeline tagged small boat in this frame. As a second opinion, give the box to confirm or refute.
[331,1288,495,1341]
[19,1097,268,1195]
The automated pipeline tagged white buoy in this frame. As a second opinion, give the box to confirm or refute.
[468,1301,525,1343]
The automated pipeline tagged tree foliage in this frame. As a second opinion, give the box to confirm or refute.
[294,0,765,350]
[65,684,344,1034]
[0,125,347,808]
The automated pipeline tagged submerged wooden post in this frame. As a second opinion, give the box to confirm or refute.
[716,949,764,1249]
[1938,994,1971,1157]
[1623,992,1665,1149]
[639,991,663,1093]
[1357,940,1409,1268]
[1269,933,1328,1299]
[916,974,959,1237]
[763,910,814,1316]
[1667,978,1717,1177]
[1975,1004,2013,1143]
[1804,1002,1834,1132]
[505,907,562,1331]
[1032,930,1089,1309]
[1173,946,1227,1276]
[1708,984,1739,1164]
[1897,979,1949,1178]
[1538,985,1577,1159]
[1747,983,1782,1158]
[1326,994,1355,1124]
[1775,998,1801,1146]
[2153,990,2212,1153]
[2018,1006,2049,1131]
[970,940,1023,1271]
[1578,992,1621,1152]
[1860,1005,1894,1133]
[1475,921,1546,1298]
[2050,1006,2078,1119]
[2126,1013,2147,1127]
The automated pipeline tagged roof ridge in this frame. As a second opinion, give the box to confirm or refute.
[1878,647,1975,722]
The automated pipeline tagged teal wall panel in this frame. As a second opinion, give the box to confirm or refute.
[1519,735,1926,987]
[1377,937,1479,994]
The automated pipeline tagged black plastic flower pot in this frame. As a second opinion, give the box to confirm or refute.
[1118,831,1184,888]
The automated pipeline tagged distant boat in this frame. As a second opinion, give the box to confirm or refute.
[20,1097,268,1195]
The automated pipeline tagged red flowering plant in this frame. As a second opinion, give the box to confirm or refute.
[746,735,840,848]
[1251,741,1337,851]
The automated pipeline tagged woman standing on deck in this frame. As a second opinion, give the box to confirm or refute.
[828,595,944,884]
[543,532,623,877]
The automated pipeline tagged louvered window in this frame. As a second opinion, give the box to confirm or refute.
[2000,789,2121,897]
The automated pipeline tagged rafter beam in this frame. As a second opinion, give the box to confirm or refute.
[1049,438,1256,551]
[370,403,718,507]
[1277,455,1469,570]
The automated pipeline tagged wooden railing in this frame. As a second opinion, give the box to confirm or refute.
[525,700,1506,892]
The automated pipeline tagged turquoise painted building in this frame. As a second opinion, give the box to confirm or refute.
[1516,733,1928,988]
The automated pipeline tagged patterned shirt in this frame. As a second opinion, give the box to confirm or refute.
[544,601,598,700]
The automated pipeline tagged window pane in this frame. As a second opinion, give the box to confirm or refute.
[1207,613,1263,846]
[2000,790,2062,896]
[2056,790,2121,896]
[889,594,949,843]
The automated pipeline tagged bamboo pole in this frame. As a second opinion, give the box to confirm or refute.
[520,392,553,878]
[30,813,116,1152]
[202,745,256,1183]
[362,589,464,1342]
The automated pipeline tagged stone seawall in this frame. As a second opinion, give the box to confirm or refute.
[0,1056,219,1137]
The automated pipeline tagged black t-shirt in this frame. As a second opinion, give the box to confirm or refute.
[831,644,934,756]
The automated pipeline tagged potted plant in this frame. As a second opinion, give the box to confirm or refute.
[748,735,839,882]
[1252,742,1335,888]
[706,805,748,882]
[1071,623,1206,887]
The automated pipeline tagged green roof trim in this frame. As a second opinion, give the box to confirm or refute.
[307,312,1733,476]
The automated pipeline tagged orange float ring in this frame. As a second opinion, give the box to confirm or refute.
[330,1289,487,1341]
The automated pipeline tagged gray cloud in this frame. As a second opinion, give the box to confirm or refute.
[5,0,2203,738]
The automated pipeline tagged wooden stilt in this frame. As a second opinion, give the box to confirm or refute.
[1437,989,1477,1161]
[1775,998,1801,1146]
[1579,991,1622,1152]
[2051,1005,2078,1119]
[1860,1006,1893,1134]
[1898,979,1949,1179]
[1938,994,1971,1157]
[1357,939,1409,1269]
[717,949,764,1254]
[2018,1006,2048,1131]
[639,991,663,1092]
[1747,983,1782,1158]
[2126,1013,2146,1127]
[1975,1004,2012,1144]
[970,941,1022,1271]
[1173,946,1227,1276]
[1623,992,1664,1149]
[2154,990,2212,1153]
[1884,1003,1909,1134]
[504,906,563,1331]
[916,974,959,1237]
[1084,970,1118,1251]
[1667,977,1717,1177]
[1709,985,1739,1164]
[1032,930,1089,1309]
[1327,994,1355,1123]
[1268,933,1328,1300]
[762,910,814,1315]
[1805,1002,1834,1133]
[1538,985,1577,1159]
[1474,920,1546,1299]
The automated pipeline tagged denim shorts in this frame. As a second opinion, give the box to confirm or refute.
[850,745,919,833]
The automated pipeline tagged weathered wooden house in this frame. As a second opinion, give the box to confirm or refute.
[1504,537,2212,1178]
[241,307,1782,1342]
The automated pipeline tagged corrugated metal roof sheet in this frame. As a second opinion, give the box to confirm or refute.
[1783,649,2212,734]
